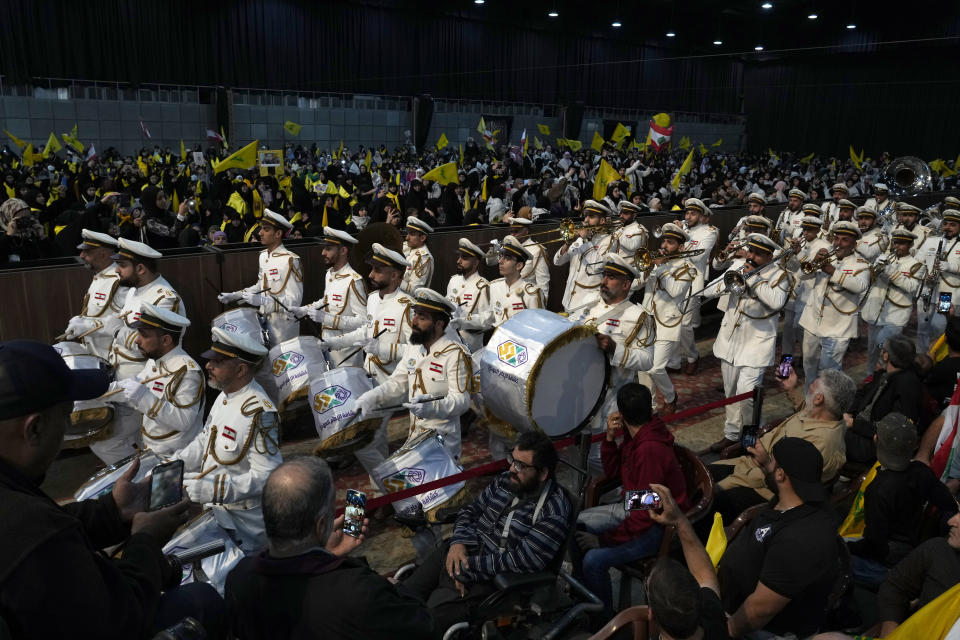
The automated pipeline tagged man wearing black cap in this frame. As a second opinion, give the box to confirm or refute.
[0,340,220,638]
[719,437,840,639]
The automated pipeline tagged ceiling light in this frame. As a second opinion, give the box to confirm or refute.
[713,40,723,45]
[666,31,676,37]
[761,2,773,8]
[611,21,622,27]
[754,45,764,51]
[548,11,558,17]
[474,0,484,4]
[807,12,818,19]
[846,23,856,29]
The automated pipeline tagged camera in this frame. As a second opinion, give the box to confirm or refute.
[152,617,206,640]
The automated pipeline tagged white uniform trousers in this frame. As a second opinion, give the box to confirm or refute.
[916,307,947,355]
[801,331,851,393]
[648,339,678,405]
[720,360,765,441]
[90,404,142,465]
[353,415,390,481]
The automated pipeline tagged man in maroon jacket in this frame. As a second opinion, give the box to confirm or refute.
[572,382,690,621]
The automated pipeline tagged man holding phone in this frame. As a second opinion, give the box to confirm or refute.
[913,208,960,353]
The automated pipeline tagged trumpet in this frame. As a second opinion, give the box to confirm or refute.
[633,247,705,272]
[527,218,622,245]
[716,241,746,263]
[800,248,839,274]
[872,251,895,277]
[652,221,687,239]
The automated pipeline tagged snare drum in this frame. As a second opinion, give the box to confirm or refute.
[310,366,381,453]
[163,510,244,596]
[73,450,164,502]
[373,431,466,521]
[478,309,608,438]
[261,336,329,411]
[53,342,116,448]
[212,308,267,347]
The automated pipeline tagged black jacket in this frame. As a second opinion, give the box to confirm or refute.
[224,549,435,640]
[0,459,170,639]
[850,368,922,438]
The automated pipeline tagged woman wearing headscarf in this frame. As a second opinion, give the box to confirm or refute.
[0,198,53,263]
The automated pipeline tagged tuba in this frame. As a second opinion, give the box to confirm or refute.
[882,156,932,198]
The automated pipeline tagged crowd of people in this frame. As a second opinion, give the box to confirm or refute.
[2,130,960,640]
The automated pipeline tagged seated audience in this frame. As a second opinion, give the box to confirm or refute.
[924,316,960,411]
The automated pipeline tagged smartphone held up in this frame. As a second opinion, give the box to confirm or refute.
[344,489,366,539]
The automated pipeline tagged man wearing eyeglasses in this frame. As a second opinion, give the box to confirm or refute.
[401,431,572,633]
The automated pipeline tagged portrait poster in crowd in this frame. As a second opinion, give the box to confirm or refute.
[258,149,283,176]
[192,151,206,166]
[480,115,512,147]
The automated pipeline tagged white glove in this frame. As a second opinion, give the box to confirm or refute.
[355,337,391,360]
[65,316,97,339]
[182,472,217,504]
[109,378,149,409]
[355,388,382,419]
[241,291,265,307]
[287,305,311,321]
[218,291,241,304]
[402,393,443,419]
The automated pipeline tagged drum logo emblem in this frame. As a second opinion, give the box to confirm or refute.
[497,341,528,367]
[272,351,305,376]
[382,467,425,493]
[220,323,238,333]
[313,385,351,413]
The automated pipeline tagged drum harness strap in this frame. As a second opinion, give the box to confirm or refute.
[498,479,552,552]
[143,364,205,440]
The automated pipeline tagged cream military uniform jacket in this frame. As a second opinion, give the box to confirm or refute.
[312,262,368,364]
[865,197,897,220]
[175,379,282,550]
[856,227,889,263]
[571,298,655,388]
[446,271,491,353]
[114,346,205,457]
[553,232,613,311]
[402,244,434,290]
[684,223,719,292]
[327,287,414,384]
[486,277,543,330]
[821,201,842,226]
[241,244,303,345]
[785,237,832,307]
[915,234,960,302]
[775,207,805,244]
[520,238,551,297]
[370,336,472,459]
[70,263,129,359]
[892,223,932,255]
[799,252,870,339]
[703,258,792,368]
[609,221,648,260]
[643,259,696,342]
[861,254,925,327]
[110,276,183,380]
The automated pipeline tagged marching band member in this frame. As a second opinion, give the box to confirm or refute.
[97,238,183,464]
[780,215,831,361]
[508,217,551,297]
[288,226,367,367]
[674,198,717,375]
[728,192,768,242]
[835,199,857,226]
[864,183,897,228]
[914,209,960,352]
[821,182,850,226]
[570,253,655,471]
[487,235,543,329]
[861,229,925,374]
[855,206,888,262]
[702,234,791,451]
[402,217,435,291]
[893,202,931,254]
[355,288,471,460]
[644,223,696,415]
[218,210,303,346]
[553,199,615,313]
[445,238,491,353]
[176,328,282,551]
[63,229,129,359]
[798,221,870,390]
[104,304,204,457]
[774,188,807,243]
[610,201,649,260]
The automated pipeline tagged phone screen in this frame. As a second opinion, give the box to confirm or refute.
[624,489,662,511]
[939,292,952,314]
[344,489,366,538]
[777,356,793,379]
[741,424,759,450]
[148,460,184,511]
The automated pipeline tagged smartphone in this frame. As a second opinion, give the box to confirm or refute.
[344,489,366,538]
[147,460,184,511]
[939,292,952,314]
[624,489,662,511]
[777,356,793,379]
[741,424,759,450]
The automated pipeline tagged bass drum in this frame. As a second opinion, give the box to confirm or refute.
[163,510,244,596]
[478,309,609,439]
[212,308,267,347]
[53,342,116,448]
[310,366,381,455]
[73,450,164,502]
[260,336,330,413]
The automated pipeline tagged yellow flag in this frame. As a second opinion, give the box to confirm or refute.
[4,129,27,149]
[364,149,372,171]
[768,148,779,161]
[22,144,35,167]
[533,136,543,150]
[591,130,605,152]
[849,145,864,170]
[213,139,259,174]
[481,176,488,202]
[931,333,949,363]
[436,132,449,150]
[477,116,486,136]
[886,583,960,640]
[251,188,264,219]
[61,129,84,153]
[180,140,187,162]
[338,185,351,199]
[610,123,630,144]
[799,152,815,164]
[671,149,695,190]
[422,162,459,185]
[458,143,464,169]
[705,512,727,568]
[593,159,620,200]
[567,139,583,152]
[325,181,338,195]
[711,138,722,147]
[464,190,472,212]
[838,462,881,538]
[699,143,708,155]
[43,132,62,157]
[220,127,229,150]
[335,140,344,160]
[678,136,691,150]
[284,121,302,136]
[537,123,550,135]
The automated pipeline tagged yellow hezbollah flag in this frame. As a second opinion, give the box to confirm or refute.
[338,185,351,199]
[533,136,543,150]
[799,152,815,164]
[481,176,488,202]
[436,132,449,150]
[61,127,84,153]
[4,129,27,149]
[591,130,605,152]
[678,136,691,151]
[566,139,583,152]
[931,333,949,363]
[886,582,960,640]
[849,145,864,170]
[251,188,264,219]
[43,132,62,157]
[458,143,464,168]
[284,121,301,136]
[699,143,708,155]
[610,123,630,144]
[335,140,344,160]
[671,149,695,190]
[22,144,36,167]
[364,149,372,171]
[180,140,187,162]
[422,161,459,185]
[593,159,620,200]
[214,139,259,174]
[711,138,722,147]
[705,512,727,568]
[537,123,550,135]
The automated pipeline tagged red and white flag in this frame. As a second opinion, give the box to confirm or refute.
[140,121,152,139]
[206,129,224,143]
[520,128,528,155]
[648,120,673,152]
[84,144,97,162]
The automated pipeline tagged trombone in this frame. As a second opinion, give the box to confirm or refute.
[524,218,623,244]
[633,247,705,273]
[716,241,746,263]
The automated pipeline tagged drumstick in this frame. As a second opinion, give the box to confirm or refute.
[292,302,329,339]
[340,395,446,428]
[98,372,168,399]
[333,329,387,368]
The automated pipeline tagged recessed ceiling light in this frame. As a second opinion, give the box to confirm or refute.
[755,45,764,51]
[548,11,558,17]
[713,40,723,45]
[846,23,856,29]
[807,12,818,19]
[474,0,484,4]
[666,31,676,37]
[611,21,622,27]
[761,2,773,8]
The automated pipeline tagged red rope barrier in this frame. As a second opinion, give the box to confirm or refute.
[340,389,755,514]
